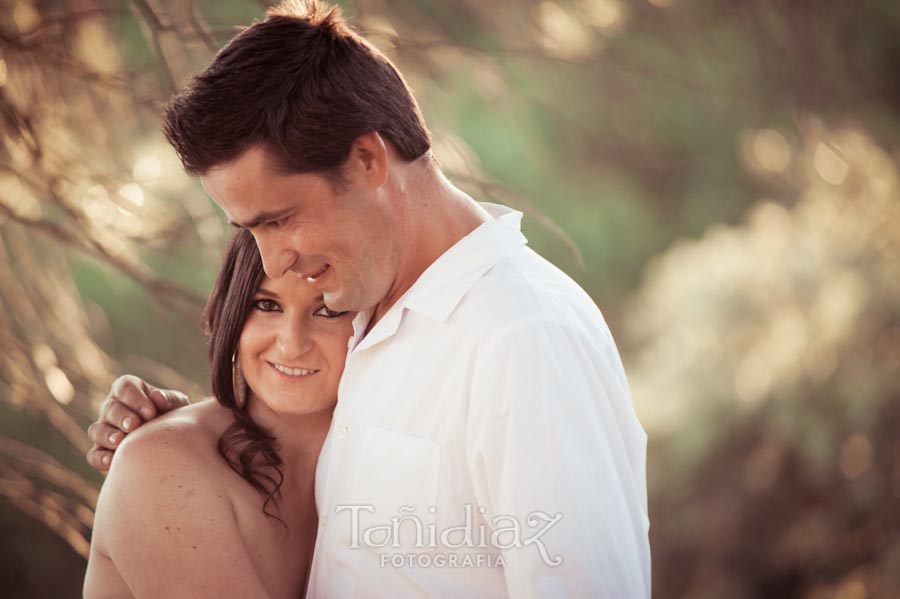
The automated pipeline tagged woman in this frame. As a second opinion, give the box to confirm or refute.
[83,229,354,598]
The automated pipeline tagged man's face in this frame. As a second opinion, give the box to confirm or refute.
[201,145,398,313]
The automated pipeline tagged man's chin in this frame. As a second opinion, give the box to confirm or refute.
[323,290,348,312]
[324,289,373,315]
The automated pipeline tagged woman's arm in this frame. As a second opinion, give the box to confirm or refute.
[88,419,273,599]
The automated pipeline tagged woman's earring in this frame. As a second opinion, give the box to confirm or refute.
[233,355,248,406]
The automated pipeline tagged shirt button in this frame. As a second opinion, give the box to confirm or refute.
[339,425,350,439]
[320,516,328,527]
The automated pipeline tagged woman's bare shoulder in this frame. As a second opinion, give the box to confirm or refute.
[90,399,274,598]
[109,398,230,471]
[93,398,243,551]
[97,398,238,529]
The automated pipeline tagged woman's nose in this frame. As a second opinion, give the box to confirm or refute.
[276,318,313,360]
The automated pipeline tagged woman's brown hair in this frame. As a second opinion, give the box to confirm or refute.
[162,0,431,178]
[203,228,284,520]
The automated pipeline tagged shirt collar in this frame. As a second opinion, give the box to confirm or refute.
[403,202,526,321]
[351,203,527,351]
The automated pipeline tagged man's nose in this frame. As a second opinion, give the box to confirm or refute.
[255,234,298,279]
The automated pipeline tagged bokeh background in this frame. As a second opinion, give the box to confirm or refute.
[1,0,898,597]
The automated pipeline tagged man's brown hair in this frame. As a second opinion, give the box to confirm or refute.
[162,0,431,176]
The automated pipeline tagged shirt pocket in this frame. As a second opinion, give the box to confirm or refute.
[343,425,442,538]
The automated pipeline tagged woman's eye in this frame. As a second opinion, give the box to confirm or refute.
[253,299,281,312]
[315,306,347,318]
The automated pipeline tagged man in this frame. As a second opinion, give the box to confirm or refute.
[87,1,651,596]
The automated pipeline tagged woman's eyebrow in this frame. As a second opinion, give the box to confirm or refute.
[255,288,280,299]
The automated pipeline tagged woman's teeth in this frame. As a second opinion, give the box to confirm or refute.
[272,363,316,376]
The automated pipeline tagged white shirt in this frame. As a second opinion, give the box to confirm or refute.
[308,204,650,598]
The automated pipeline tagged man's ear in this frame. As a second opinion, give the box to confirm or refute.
[347,131,389,189]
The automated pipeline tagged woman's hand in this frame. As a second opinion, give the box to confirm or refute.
[86,374,190,471]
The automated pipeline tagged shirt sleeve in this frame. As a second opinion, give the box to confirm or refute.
[465,319,651,599]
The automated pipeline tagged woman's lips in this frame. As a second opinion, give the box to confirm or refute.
[269,362,318,378]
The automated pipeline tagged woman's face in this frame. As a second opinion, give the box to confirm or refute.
[238,272,354,417]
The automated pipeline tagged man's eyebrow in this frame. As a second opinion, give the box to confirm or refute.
[229,207,294,229]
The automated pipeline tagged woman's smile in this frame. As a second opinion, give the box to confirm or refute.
[268,361,319,379]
